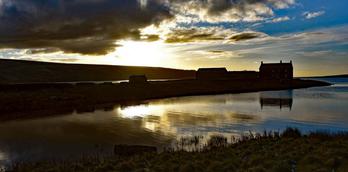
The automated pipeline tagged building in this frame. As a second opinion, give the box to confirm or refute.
[259,61,293,80]
[129,75,148,84]
[228,71,259,79]
[196,68,228,80]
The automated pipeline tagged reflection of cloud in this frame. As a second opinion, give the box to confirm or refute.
[117,105,165,118]
[163,111,259,127]
[0,151,7,161]
[0,111,174,163]
[117,95,261,135]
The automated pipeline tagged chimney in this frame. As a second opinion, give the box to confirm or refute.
[290,60,292,64]
[280,60,282,63]
[261,61,263,64]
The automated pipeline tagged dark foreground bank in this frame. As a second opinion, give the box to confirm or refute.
[0,79,330,120]
[10,128,348,172]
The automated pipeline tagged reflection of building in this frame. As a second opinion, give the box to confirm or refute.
[259,61,293,80]
[196,68,228,80]
[260,90,293,110]
[129,75,148,84]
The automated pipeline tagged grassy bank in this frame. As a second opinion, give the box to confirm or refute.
[0,59,195,84]
[11,128,348,172]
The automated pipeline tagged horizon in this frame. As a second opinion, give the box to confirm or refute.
[0,0,347,77]
[1,58,347,78]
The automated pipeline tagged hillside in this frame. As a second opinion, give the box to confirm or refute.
[302,74,348,78]
[0,59,195,84]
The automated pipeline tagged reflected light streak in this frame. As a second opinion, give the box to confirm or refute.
[0,151,7,161]
[117,105,165,118]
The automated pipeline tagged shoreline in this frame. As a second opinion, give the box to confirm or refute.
[0,78,330,120]
[11,128,348,172]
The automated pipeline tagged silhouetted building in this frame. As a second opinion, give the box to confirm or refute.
[228,71,259,79]
[259,61,293,80]
[260,90,293,110]
[196,68,228,80]
[129,75,147,84]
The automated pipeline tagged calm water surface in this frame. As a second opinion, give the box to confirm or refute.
[0,78,347,166]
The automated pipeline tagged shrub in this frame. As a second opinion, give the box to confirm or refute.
[207,135,228,148]
[281,127,302,138]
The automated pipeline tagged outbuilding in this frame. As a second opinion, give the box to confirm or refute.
[129,75,148,84]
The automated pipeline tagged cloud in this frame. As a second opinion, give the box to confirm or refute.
[269,0,295,9]
[0,0,172,55]
[303,11,325,19]
[168,0,296,23]
[164,27,229,43]
[203,26,348,76]
[26,48,61,55]
[141,34,161,42]
[0,0,298,55]
[207,50,226,54]
[229,32,263,41]
[164,27,266,43]
[270,16,290,23]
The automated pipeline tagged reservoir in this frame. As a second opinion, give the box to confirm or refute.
[0,77,347,167]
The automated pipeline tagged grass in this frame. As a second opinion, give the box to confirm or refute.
[10,128,348,172]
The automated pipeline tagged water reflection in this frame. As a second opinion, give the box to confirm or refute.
[0,78,347,167]
[118,104,165,118]
[0,111,174,166]
[260,90,293,110]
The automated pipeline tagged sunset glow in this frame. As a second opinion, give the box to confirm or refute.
[114,41,173,67]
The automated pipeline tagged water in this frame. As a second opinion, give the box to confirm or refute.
[0,78,347,167]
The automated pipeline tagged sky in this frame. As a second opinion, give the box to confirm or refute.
[0,0,347,76]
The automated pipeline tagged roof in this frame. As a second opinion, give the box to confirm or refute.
[129,75,147,78]
[260,63,292,68]
[197,68,227,72]
[129,75,147,80]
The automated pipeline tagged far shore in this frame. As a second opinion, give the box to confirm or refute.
[0,78,330,120]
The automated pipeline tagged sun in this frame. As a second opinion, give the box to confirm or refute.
[112,40,172,67]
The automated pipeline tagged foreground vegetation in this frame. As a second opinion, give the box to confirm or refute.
[10,128,348,172]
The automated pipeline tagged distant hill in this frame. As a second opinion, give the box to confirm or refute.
[0,59,195,84]
[302,74,348,78]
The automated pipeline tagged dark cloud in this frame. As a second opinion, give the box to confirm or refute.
[168,0,294,22]
[142,34,160,42]
[0,0,172,55]
[165,28,226,43]
[207,50,225,54]
[229,32,260,41]
[26,48,61,54]
[0,0,296,55]
[165,28,264,43]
